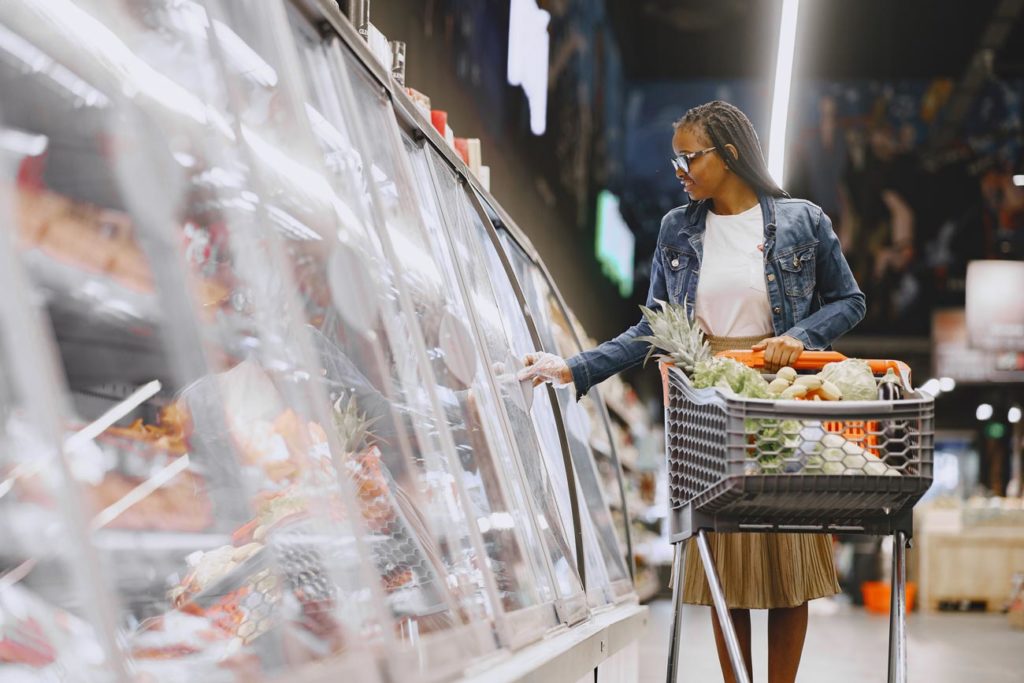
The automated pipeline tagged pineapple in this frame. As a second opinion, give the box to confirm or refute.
[331,395,379,455]
[635,297,712,376]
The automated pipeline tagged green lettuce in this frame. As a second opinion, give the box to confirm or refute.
[819,359,877,401]
[745,418,803,473]
[692,357,770,398]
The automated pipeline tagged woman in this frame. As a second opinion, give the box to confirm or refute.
[519,100,865,682]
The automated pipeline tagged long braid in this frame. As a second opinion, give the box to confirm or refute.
[675,101,789,198]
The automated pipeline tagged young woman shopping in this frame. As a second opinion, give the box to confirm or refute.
[519,100,866,683]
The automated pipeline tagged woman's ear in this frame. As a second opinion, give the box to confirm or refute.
[724,143,739,162]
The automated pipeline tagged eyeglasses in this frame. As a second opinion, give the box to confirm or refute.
[670,146,717,173]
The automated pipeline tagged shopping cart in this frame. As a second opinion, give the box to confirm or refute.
[661,351,934,683]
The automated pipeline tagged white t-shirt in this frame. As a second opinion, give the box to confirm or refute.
[694,203,774,338]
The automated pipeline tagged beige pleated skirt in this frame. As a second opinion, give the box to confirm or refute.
[680,333,840,609]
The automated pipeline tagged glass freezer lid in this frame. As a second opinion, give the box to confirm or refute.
[410,142,585,616]
[307,33,565,645]
[0,1,395,678]
[0,204,124,682]
[499,232,632,603]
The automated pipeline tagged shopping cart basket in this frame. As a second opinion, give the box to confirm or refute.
[662,351,934,683]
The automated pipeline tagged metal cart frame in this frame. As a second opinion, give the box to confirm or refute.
[661,352,934,683]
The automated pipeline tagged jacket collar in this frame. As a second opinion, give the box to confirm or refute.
[680,192,778,260]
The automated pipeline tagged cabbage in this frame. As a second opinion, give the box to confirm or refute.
[693,358,770,398]
[744,418,803,473]
[819,359,877,401]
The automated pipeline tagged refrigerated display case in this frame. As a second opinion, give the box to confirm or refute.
[0,0,645,681]
[0,195,127,683]
[413,142,593,620]
[285,14,571,649]
[496,231,634,604]
[0,1,400,680]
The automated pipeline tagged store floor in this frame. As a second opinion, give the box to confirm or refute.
[639,598,1022,682]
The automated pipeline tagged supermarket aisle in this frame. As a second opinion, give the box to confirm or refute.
[640,598,1022,682]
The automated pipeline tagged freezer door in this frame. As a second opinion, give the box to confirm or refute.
[499,233,634,604]
[0,1,393,679]
[410,143,588,625]
[295,26,565,651]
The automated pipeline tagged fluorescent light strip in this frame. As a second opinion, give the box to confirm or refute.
[65,380,161,453]
[15,1,350,255]
[0,558,36,590]
[767,0,801,187]
[0,22,110,109]
[266,203,324,241]
[90,454,190,531]
[1013,174,1024,187]
[169,1,278,87]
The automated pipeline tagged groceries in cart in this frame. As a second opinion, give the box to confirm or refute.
[642,302,922,478]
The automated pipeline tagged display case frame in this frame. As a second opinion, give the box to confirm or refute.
[285,0,636,601]
[413,138,590,627]
[0,0,645,679]
[284,6,573,656]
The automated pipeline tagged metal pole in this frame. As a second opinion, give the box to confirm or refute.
[666,541,688,683]
[697,531,750,683]
[887,531,908,683]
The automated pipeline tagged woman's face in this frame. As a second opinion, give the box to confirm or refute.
[672,125,729,202]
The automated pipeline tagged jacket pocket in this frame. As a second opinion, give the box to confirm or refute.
[662,246,692,302]
[777,245,816,298]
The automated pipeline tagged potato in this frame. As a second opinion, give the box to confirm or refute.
[781,384,808,399]
[819,380,843,401]
[776,367,798,382]
[768,378,792,394]
[793,375,823,390]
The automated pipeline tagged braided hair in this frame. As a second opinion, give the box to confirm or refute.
[674,101,789,198]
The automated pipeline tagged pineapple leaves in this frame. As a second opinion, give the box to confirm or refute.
[332,395,381,454]
[636,297,712,376]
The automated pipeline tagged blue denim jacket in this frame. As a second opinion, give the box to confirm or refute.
[568,193,866,399]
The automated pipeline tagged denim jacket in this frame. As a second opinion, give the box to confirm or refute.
[567,193,866,399]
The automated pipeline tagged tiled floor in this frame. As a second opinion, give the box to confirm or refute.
[640,598,1023,682]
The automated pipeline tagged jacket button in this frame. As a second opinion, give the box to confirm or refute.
[773,306,781,314]
[671,259,679,268]
[767,273,775,282]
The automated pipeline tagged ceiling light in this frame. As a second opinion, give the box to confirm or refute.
[938,377,956,392]
[1014,175,1024,187]
[1009,406,1022,424]
[919,379,941,396]
[767,0,801,186]
[976,403,993,421]
[0,128,48,156]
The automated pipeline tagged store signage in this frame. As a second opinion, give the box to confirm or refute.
[507,0,550,135]
[966,260,1024,351]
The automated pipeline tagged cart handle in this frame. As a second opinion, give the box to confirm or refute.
[716,350,912,384]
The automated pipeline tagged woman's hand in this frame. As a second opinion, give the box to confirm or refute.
[517,352,573,387]
[751,336,804,373]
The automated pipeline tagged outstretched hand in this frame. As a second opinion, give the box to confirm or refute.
[517,352,573,388]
